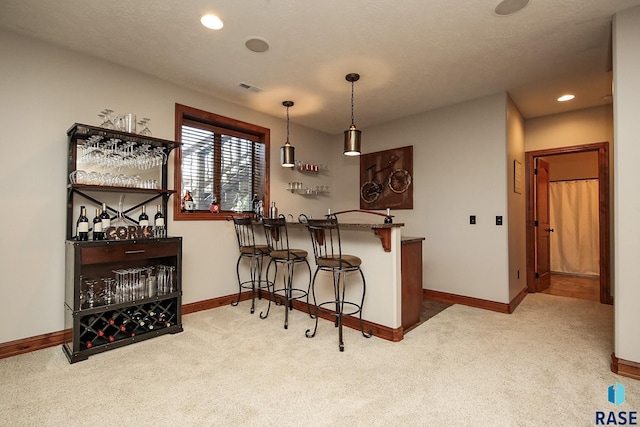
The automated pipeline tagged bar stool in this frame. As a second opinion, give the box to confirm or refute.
[301,214,371,351]
[230,216,271,314]
[261,215,312,329]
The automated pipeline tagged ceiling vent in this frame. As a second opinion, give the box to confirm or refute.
[238,82,262,93]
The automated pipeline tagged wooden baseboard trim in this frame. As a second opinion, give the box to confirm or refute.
[288,299,402,342]
[508,286,528,313]
[423,289,510,314]
[182,293,252,315]
[611,353,640,381]
[185,292,402,342]
[0,329,71,360]
[0,291,401,360]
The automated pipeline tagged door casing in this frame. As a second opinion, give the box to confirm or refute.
[525,142,611,304]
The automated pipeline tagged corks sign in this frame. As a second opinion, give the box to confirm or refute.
[359,145,413,210]
[105,225,155,240]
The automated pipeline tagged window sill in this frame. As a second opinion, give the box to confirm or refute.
[173,210,255,221]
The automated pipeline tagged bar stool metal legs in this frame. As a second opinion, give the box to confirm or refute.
[306,266,371,351]
[230,216,271,314]
[302,214,372,351]
[262,215,312,329]
[232,250,268,314]
[263,255,312,328]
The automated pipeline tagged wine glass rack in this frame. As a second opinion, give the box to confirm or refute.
[63,123,183,363]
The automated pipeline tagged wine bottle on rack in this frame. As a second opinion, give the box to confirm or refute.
[154,204,165,237]
[82,330,97,349]
[139,205,149,227]
[154,205,165,226]
[100,202,111,229]
[92,208,103,240]
[76,206,89,241]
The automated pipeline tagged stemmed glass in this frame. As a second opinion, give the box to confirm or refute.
[152,147,167,167]
[138,118,152,136]
[99,109,115,129]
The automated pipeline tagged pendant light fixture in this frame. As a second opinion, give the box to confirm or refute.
[280,100,295,167]
[344,73,362,156]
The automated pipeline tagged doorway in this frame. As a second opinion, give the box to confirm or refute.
[525,142,611,304]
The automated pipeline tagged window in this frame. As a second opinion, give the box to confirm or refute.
[174,104,270,220]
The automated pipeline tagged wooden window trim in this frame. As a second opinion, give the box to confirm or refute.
[173,103,270,221]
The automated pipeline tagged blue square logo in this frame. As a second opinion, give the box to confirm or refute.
[608,382,626,407]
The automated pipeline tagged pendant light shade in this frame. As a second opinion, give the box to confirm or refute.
[280,100,295,167]
[344,73,361,156]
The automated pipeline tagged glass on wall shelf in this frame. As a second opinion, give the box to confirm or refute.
[287,187,330,196]
[294,161,328,174]
[68,123,180,151]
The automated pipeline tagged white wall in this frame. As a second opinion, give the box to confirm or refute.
[506,96,527,300]
[332,93,511,303]
[525,105,613,151]
[613,5,640,364]
[0,30,334,343]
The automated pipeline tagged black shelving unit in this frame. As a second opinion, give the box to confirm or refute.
[63,123,183,363]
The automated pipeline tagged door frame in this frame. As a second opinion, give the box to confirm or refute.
[525,142,611,304]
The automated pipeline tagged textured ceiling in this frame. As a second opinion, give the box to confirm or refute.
[1,0,638,134]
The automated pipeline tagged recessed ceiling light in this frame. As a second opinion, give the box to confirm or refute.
[557,94,575,102]
[494,0,529,16]
[201,14,224,30]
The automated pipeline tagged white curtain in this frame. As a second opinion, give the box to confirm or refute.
[549,179,599,276]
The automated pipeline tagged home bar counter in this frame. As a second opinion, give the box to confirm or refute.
[252,220,424,341]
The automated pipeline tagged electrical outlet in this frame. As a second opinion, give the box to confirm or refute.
[496,215,503,225]
[470,215,476,225]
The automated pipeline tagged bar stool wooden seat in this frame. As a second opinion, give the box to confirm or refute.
[230,216,271,315]
[301,214,371,351]
[261,215,312,329]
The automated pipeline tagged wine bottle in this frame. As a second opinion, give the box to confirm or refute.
[154,204,165,227]
[92,208,103,240]
[139,205,149,227]
[157,312,171,328]
[143,316,154,330]
[100,202,111,229]
[82,330,97,350]
[182,191,194,211]
[76,206,89,241]
[384,208,393,224]
[210,194,220,214]
[269,201,278,218]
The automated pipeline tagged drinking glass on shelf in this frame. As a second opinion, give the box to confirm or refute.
[99,109,115,129]
[138,118,152,136]
[83,279,97,309]
[102,278,115,305]
[157,265,166,294]
[167,266,175,293]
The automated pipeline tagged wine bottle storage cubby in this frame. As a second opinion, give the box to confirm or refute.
[79,299,179,351]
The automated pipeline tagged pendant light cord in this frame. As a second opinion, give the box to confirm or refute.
[286,105,290,141]
[351,80,355,127]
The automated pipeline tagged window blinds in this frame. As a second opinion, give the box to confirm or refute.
[180,123,265,212]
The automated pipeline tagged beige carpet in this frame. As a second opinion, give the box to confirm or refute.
[0,293,635,426]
